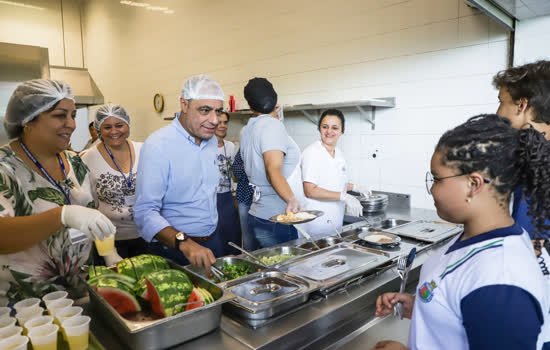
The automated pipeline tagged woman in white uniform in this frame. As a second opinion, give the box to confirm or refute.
[300,109,367,237]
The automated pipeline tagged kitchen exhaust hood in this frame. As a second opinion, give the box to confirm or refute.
[0,42,104,106]
[49,66,104,106]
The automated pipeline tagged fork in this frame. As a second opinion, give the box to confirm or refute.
[394,253,407,318]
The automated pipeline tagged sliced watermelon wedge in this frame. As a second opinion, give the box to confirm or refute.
[143,270,193,317]
[95,278,141,314]
[185,288,205,311]
[88,273,136,289]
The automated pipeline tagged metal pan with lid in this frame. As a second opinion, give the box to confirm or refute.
[358,229,401,246]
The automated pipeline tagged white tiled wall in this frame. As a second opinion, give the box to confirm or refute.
[80,0,509,209]
[514,14,550,65]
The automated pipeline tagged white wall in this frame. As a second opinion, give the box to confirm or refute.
[514,14,550,64]
[0,0,83,67]
[81,0,509,209]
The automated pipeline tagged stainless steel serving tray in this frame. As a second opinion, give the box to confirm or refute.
[185,256,265,284]
[383,220,462,243]
[222,270,319,320]
[280,243,390,293]
[86,260,233,350]
[243,246,312,267]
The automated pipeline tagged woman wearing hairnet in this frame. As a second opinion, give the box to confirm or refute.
[82,104,147,265]
[0,79,115,300]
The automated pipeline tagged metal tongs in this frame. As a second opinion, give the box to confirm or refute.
[210,266,227,282]
[394,247,416,320]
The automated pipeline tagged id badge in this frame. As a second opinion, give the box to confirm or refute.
[68,228,88,245]
[125,195,136,207]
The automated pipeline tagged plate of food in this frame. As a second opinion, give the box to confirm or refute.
[268,210,324,225]
[358,230,401,246]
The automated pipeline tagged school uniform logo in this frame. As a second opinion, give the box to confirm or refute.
[418,280,437,303]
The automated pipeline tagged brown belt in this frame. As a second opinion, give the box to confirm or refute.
[189,234,212,243]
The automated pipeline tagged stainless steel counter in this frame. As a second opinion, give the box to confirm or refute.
[89,207,451,350]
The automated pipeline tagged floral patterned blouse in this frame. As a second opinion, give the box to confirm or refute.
[0,144,95,301]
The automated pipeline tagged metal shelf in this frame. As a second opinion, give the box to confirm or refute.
[229,97,396,130]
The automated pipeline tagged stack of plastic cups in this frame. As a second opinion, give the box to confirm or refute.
[61,316,91,350]
[28,323,58,350]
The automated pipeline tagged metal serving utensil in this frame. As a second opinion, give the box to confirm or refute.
[210,266,227,282]
[395,248,416,320]
[327,219,342,239]
[294,226,321,250]
[228,242,269,268]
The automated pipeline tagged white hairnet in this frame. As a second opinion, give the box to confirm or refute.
[181,74,224,101]
[94,104,130,134]
[4,79,74,139]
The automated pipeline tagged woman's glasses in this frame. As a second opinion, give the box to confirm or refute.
[425,171,490,195]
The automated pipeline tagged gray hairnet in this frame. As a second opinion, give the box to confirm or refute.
[181,74,224,101]
[4,79,74,139]
[94,104,130,135]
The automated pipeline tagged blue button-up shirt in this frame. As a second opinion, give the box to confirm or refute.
[134,117,219,241]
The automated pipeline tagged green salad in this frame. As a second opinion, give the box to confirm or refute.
[260,254,296,265]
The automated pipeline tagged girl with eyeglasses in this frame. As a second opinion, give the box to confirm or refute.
[372,114,549,350]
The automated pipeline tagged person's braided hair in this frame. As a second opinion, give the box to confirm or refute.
[436,114,550,238]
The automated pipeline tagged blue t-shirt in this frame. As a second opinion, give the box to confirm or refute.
[240,115,301,220]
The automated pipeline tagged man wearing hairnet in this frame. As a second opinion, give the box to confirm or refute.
[134,75,224,271]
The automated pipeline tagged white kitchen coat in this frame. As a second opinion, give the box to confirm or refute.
[298,140,349,237]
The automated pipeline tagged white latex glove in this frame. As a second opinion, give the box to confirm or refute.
[285,197,301,214]
[341,192,363,217]
[352,184,372,197]
[104,251,123,266]
[61,205,116,241]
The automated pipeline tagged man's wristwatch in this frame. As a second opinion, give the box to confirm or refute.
[174,232,188,250]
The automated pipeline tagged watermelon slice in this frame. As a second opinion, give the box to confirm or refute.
[94,278,141,314]
[88,273,136,289]
[197,287,214,304]
[88,265,113,279]
[142,269,193,317]
[117,255,170,281]
[185,288,204,311]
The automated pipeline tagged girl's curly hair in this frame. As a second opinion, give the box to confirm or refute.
[436,114,550,238]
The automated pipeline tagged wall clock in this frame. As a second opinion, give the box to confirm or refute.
[153,93,164,112]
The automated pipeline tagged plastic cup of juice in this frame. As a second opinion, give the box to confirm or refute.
[61,316,90,350]
[94,234,115,256]
[55,306,83,326]
[42,291,68,309]
[13,298,40,313]
[0,326,22,341]
[0,318,16,331]
[23,315,53,335]
[15,306,43,326]
[47,298,73,319]
[0,308,10,321]
[28,324,58,350]
[0,335,28,350]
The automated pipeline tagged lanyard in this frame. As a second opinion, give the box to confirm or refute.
[19,140,71,204]
[104,141,133,188]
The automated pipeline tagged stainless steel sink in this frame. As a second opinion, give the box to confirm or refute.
[326,315,411,350]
